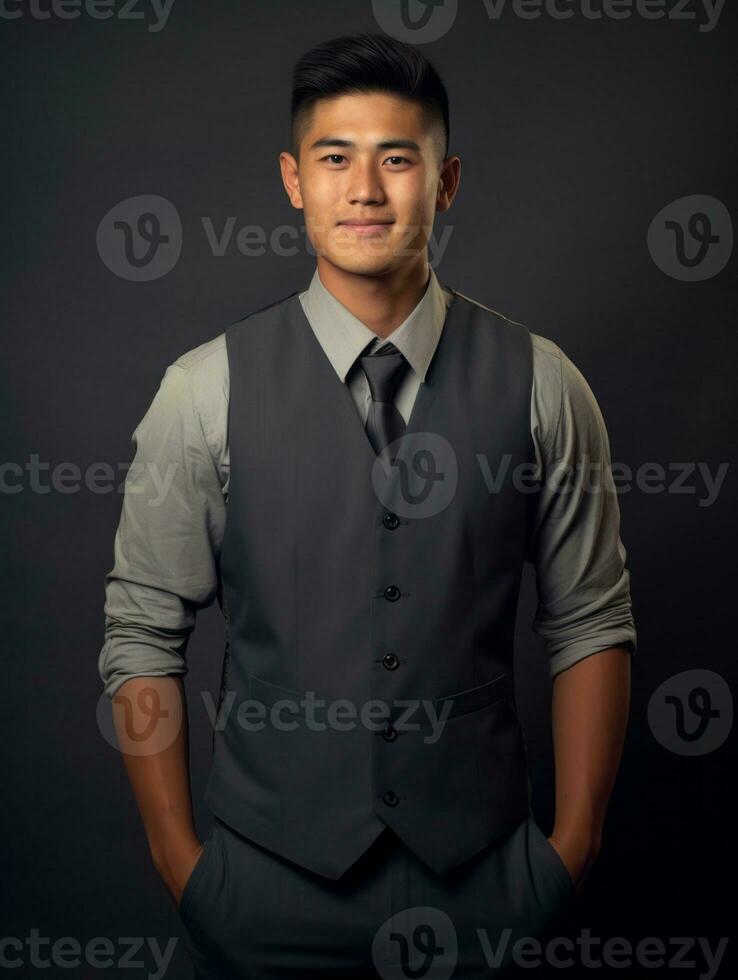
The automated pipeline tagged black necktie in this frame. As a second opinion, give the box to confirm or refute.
[358,341,410,455]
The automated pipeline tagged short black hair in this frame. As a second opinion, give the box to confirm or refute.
[290,32,450,165]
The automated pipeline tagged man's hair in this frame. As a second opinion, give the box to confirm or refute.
[290,32,450,165]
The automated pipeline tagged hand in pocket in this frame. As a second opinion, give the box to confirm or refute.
[155,836,207,910]
[547,833,597,893]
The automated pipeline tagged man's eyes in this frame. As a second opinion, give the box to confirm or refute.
[321,154,411,166]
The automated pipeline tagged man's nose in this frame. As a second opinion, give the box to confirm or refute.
[346,161,386,205]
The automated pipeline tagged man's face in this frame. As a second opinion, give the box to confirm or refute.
[281,92,447,277]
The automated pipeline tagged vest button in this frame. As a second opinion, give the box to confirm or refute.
[382,512,399,530]
[382,790,399,807]
[382,724,398,742]
[382,653,399,671]
[384,585,401,601]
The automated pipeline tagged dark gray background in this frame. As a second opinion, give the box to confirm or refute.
[2,1,736,976]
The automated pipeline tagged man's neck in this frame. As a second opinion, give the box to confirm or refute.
[315,256,431,339]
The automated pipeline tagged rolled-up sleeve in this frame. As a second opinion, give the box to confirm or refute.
[98,339,228,699]
[528,334,637,678]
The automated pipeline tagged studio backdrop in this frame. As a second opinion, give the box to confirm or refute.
[2,1,735,978]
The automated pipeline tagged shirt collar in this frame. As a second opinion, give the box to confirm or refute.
[299,265,452,384]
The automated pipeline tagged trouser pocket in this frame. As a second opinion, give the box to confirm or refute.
[527,815,576,917]
[178,824,220,924]
[534,821,575,895]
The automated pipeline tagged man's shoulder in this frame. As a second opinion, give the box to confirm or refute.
[172,332,227,373]
[166,334,229,424]
[445,288,571,406]
[226,291,300,338]
[530,332,567,389]
[451,290,553,359]
[526,330,606,450]
[164,288,299,394]
[528,331,595,403]
[450,288,529,332]
[449,289,567,367]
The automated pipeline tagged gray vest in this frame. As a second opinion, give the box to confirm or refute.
[204,286,537,880]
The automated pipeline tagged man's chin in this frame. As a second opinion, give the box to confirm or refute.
[321,250,403,277]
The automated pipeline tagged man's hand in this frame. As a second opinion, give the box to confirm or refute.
[547,832,599,894]
[154,834,205,910]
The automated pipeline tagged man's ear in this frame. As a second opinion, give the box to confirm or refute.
[279,151,304,209]
[437,156,461,214]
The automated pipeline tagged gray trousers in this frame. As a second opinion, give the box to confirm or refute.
[177,811,575,979]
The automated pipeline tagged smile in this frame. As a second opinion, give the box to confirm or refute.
[339,222,394,236]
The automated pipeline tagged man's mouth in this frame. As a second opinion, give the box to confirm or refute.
[338,219,395,235]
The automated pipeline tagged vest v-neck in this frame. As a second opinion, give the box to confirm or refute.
[290,287,459,467]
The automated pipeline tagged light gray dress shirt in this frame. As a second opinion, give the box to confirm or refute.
[98,267,637,699]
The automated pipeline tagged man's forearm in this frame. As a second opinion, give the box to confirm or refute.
[111,675,200,900]
[549,646,632,885]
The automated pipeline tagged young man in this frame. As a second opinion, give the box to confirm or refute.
[99,32,637,979]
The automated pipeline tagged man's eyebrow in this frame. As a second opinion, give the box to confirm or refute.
[309,137,422,152]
